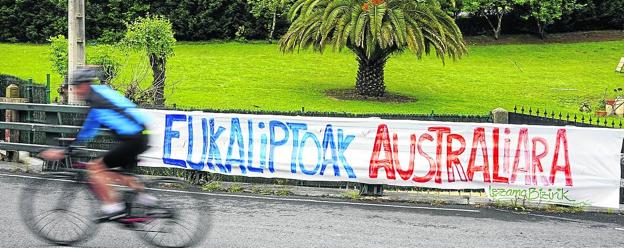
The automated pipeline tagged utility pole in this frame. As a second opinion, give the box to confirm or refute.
[67,0,86,105]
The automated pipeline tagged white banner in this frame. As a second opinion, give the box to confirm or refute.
[138,109,624,208]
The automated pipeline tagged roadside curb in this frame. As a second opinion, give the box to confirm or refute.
[1,161,621,215]
[206,181,492,206]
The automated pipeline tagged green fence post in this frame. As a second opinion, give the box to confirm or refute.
[46,74,51,104]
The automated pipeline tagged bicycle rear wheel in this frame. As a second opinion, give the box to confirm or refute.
[20,176,99,246]
[135,179,211,248]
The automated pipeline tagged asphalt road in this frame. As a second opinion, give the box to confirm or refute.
[1,173,624,248]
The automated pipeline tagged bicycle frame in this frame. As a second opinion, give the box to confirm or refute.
[50,162,173,228]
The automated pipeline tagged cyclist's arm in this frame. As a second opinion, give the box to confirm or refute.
[68,109,101,150]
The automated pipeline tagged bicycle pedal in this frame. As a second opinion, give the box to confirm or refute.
[95,212,128,223]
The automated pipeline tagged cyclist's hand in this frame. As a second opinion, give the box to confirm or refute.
[40,149,65,161]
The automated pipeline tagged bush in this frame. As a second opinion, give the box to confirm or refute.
[227,183,244,193]
[47,35,122,84]
[48,35,68,78]
[201,181,223,192]
[88,45,123,84]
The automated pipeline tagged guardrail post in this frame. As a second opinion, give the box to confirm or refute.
[2,84,28,161]
[492,108,509,124]
[359,183,384,196]
[46,74,51,104]
[620,139,624,204]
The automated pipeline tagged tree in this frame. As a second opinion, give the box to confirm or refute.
[598,0,624,31]
[121,16,176,107]
[0,0,66,42]
[89,45,123,85]
[463,0,518,39]
[247,0,294,42]
[280,0,466,97]
[48,35,122,83]
[518,0,582,39]
[439,0,463,19]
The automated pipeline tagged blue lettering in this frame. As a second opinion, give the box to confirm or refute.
[162,114,187,168]
[287,122,307,173]
[247,120,263,173]
[338,129,356,178]
[269,121,289,173]
[207,118,228,173]
[187,117,208,170]
[260,133,267,170]
[298,132,321,175]
[226,118,246,174]
[319,125,340,176]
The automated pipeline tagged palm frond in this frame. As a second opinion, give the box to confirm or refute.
[280,0,466,61]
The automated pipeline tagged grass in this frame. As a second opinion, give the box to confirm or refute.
[544,204,585,214]
[275,188,293,196]
[227,183,244,193]
[2,38,624,115]
[342,190,361,200]
[201,181,223,192]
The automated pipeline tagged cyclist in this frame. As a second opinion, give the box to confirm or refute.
[41,67,157,220]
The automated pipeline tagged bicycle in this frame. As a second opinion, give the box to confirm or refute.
[19,148,211,247]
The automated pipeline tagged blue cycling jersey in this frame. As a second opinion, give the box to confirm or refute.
[74,85,150,143]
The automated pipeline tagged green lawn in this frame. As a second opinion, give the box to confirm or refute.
[1,40,624,115]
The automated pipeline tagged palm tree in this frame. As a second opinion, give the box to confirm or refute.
[280,0,467,97]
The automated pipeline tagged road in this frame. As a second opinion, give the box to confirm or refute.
[0,173,623,248]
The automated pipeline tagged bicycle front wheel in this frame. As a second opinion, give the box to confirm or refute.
[20,176,99,246]
[135,180,211,248]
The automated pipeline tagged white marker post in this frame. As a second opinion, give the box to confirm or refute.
[67,0,86,105]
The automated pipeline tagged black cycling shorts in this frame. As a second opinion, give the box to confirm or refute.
[102,133,150,171]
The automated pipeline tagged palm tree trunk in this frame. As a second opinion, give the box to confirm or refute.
[356,56,386,97]
[149,55,166,107]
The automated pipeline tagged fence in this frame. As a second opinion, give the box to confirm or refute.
[0,103,106,169]
[0,75,51,146]
[509,105,623,129]
[0,74,50,104]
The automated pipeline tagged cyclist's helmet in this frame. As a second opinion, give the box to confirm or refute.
[69,67,99,85]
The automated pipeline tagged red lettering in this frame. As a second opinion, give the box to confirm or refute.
[492,128,509,183]
[393,134,414,180]
[428,127,451,184]
[532,137,550,186]
[503,128,511,174]
[369,124,396,179]
[446,134,468,182]
[414,133,435,183]
[550,129,573,186]
[511,128,531,185]
[467,128,491,182]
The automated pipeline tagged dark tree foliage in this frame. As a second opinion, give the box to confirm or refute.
[0,0,66,43]
[1,0,623,43]
[0,0,275,43]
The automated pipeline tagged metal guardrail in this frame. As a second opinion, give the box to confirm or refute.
[0,122,82,133]
[0,102,107,158]
[0,102,89,113]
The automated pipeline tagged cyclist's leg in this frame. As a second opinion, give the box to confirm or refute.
[103,171,144,193]
[86,158,119,204]
[103,133,157,206]
[86,159,126,218]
